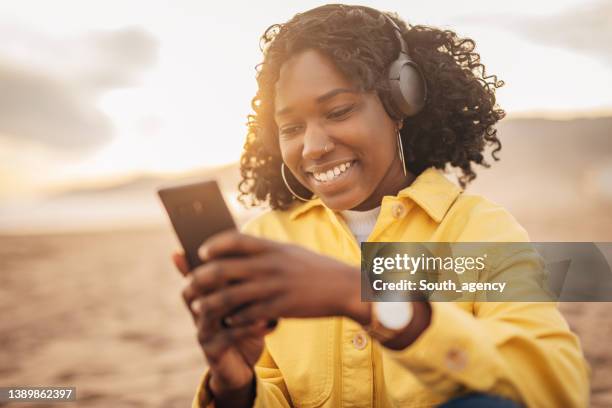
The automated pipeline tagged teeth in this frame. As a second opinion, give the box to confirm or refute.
[312,161,353,182]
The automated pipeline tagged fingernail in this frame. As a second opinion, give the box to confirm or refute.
[191,299,202,314]
[198,246,209,261]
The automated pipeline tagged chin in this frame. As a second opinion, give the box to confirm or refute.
[318,191,366,212]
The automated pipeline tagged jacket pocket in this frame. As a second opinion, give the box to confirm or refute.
[381,353,446,407]
[266,317,335,408]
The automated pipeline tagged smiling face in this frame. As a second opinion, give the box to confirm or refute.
[274,49,412,211]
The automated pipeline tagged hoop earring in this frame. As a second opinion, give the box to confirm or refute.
[281,163,315,202]
[397,129,407,177]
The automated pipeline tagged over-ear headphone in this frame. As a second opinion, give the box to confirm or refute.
[381,13,427,118]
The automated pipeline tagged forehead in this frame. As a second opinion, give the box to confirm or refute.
[274,49,355,110]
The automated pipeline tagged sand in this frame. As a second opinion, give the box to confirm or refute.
[0,175,612,408]
[0,227,203,407]
[1,206,612,407]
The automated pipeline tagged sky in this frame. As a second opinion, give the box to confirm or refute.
[1,0,611,199]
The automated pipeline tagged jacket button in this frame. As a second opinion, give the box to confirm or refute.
[445,347,468,371]
[352,332,368,350]
[391,202,406,219]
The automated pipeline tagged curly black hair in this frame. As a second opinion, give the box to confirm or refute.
[238,4,505,211]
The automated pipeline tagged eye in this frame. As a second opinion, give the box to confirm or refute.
[327,105,355,120]
[279,124,303,137]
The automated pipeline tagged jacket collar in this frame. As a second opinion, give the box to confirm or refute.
[288,167,462,223]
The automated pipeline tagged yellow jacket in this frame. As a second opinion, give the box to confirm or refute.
[192,167,590,407]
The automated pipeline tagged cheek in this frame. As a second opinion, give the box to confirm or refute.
[357,128,398,170]
[279,140,303,171]
[382,132,399,160]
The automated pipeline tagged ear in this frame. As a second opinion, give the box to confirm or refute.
[379,90,406,124]
[397,120,404,130]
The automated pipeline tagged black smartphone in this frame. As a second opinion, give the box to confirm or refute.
[157,179,278,330]
[157,179,236,270]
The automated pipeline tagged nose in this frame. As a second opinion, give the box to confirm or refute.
[302,123,332,160]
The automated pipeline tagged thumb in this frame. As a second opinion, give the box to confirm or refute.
[172,251,190,277]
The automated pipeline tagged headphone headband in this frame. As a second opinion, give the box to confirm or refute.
[380,14,409,55]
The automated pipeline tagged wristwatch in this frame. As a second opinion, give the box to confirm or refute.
[366,302,414,343]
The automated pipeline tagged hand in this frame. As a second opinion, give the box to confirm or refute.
[194,230,371,326]
[173,251,273,402]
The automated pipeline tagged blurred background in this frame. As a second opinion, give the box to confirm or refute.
[0,0,610,406]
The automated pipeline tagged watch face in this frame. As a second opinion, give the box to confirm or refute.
[374,302,413,330]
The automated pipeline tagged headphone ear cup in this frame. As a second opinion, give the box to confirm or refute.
[388,56,427,117]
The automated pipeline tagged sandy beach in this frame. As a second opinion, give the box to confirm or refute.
[0,227,203,407]
[1,204,612,407]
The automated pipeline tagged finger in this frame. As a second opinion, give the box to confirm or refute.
[222,320,269,340]
[172,251,190,277]
[227,297,285,326]
[220,313,264,329]
[223,315,278,330]
[184,256,272,323]
[194,297,221,342]
[198,230,277,262]
[191,295,251,334]
[182,282,204,321]
[195,302,263,352]
[206,281,281,322]
[195,309,276,366]
[191,256,270,296]
[200,321,270,365]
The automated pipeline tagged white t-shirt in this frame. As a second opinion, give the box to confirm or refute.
[339,205,381,244]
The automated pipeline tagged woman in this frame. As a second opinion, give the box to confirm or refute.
[175,4,589,407]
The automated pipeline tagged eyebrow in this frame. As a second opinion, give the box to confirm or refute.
[275,88,358,117]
